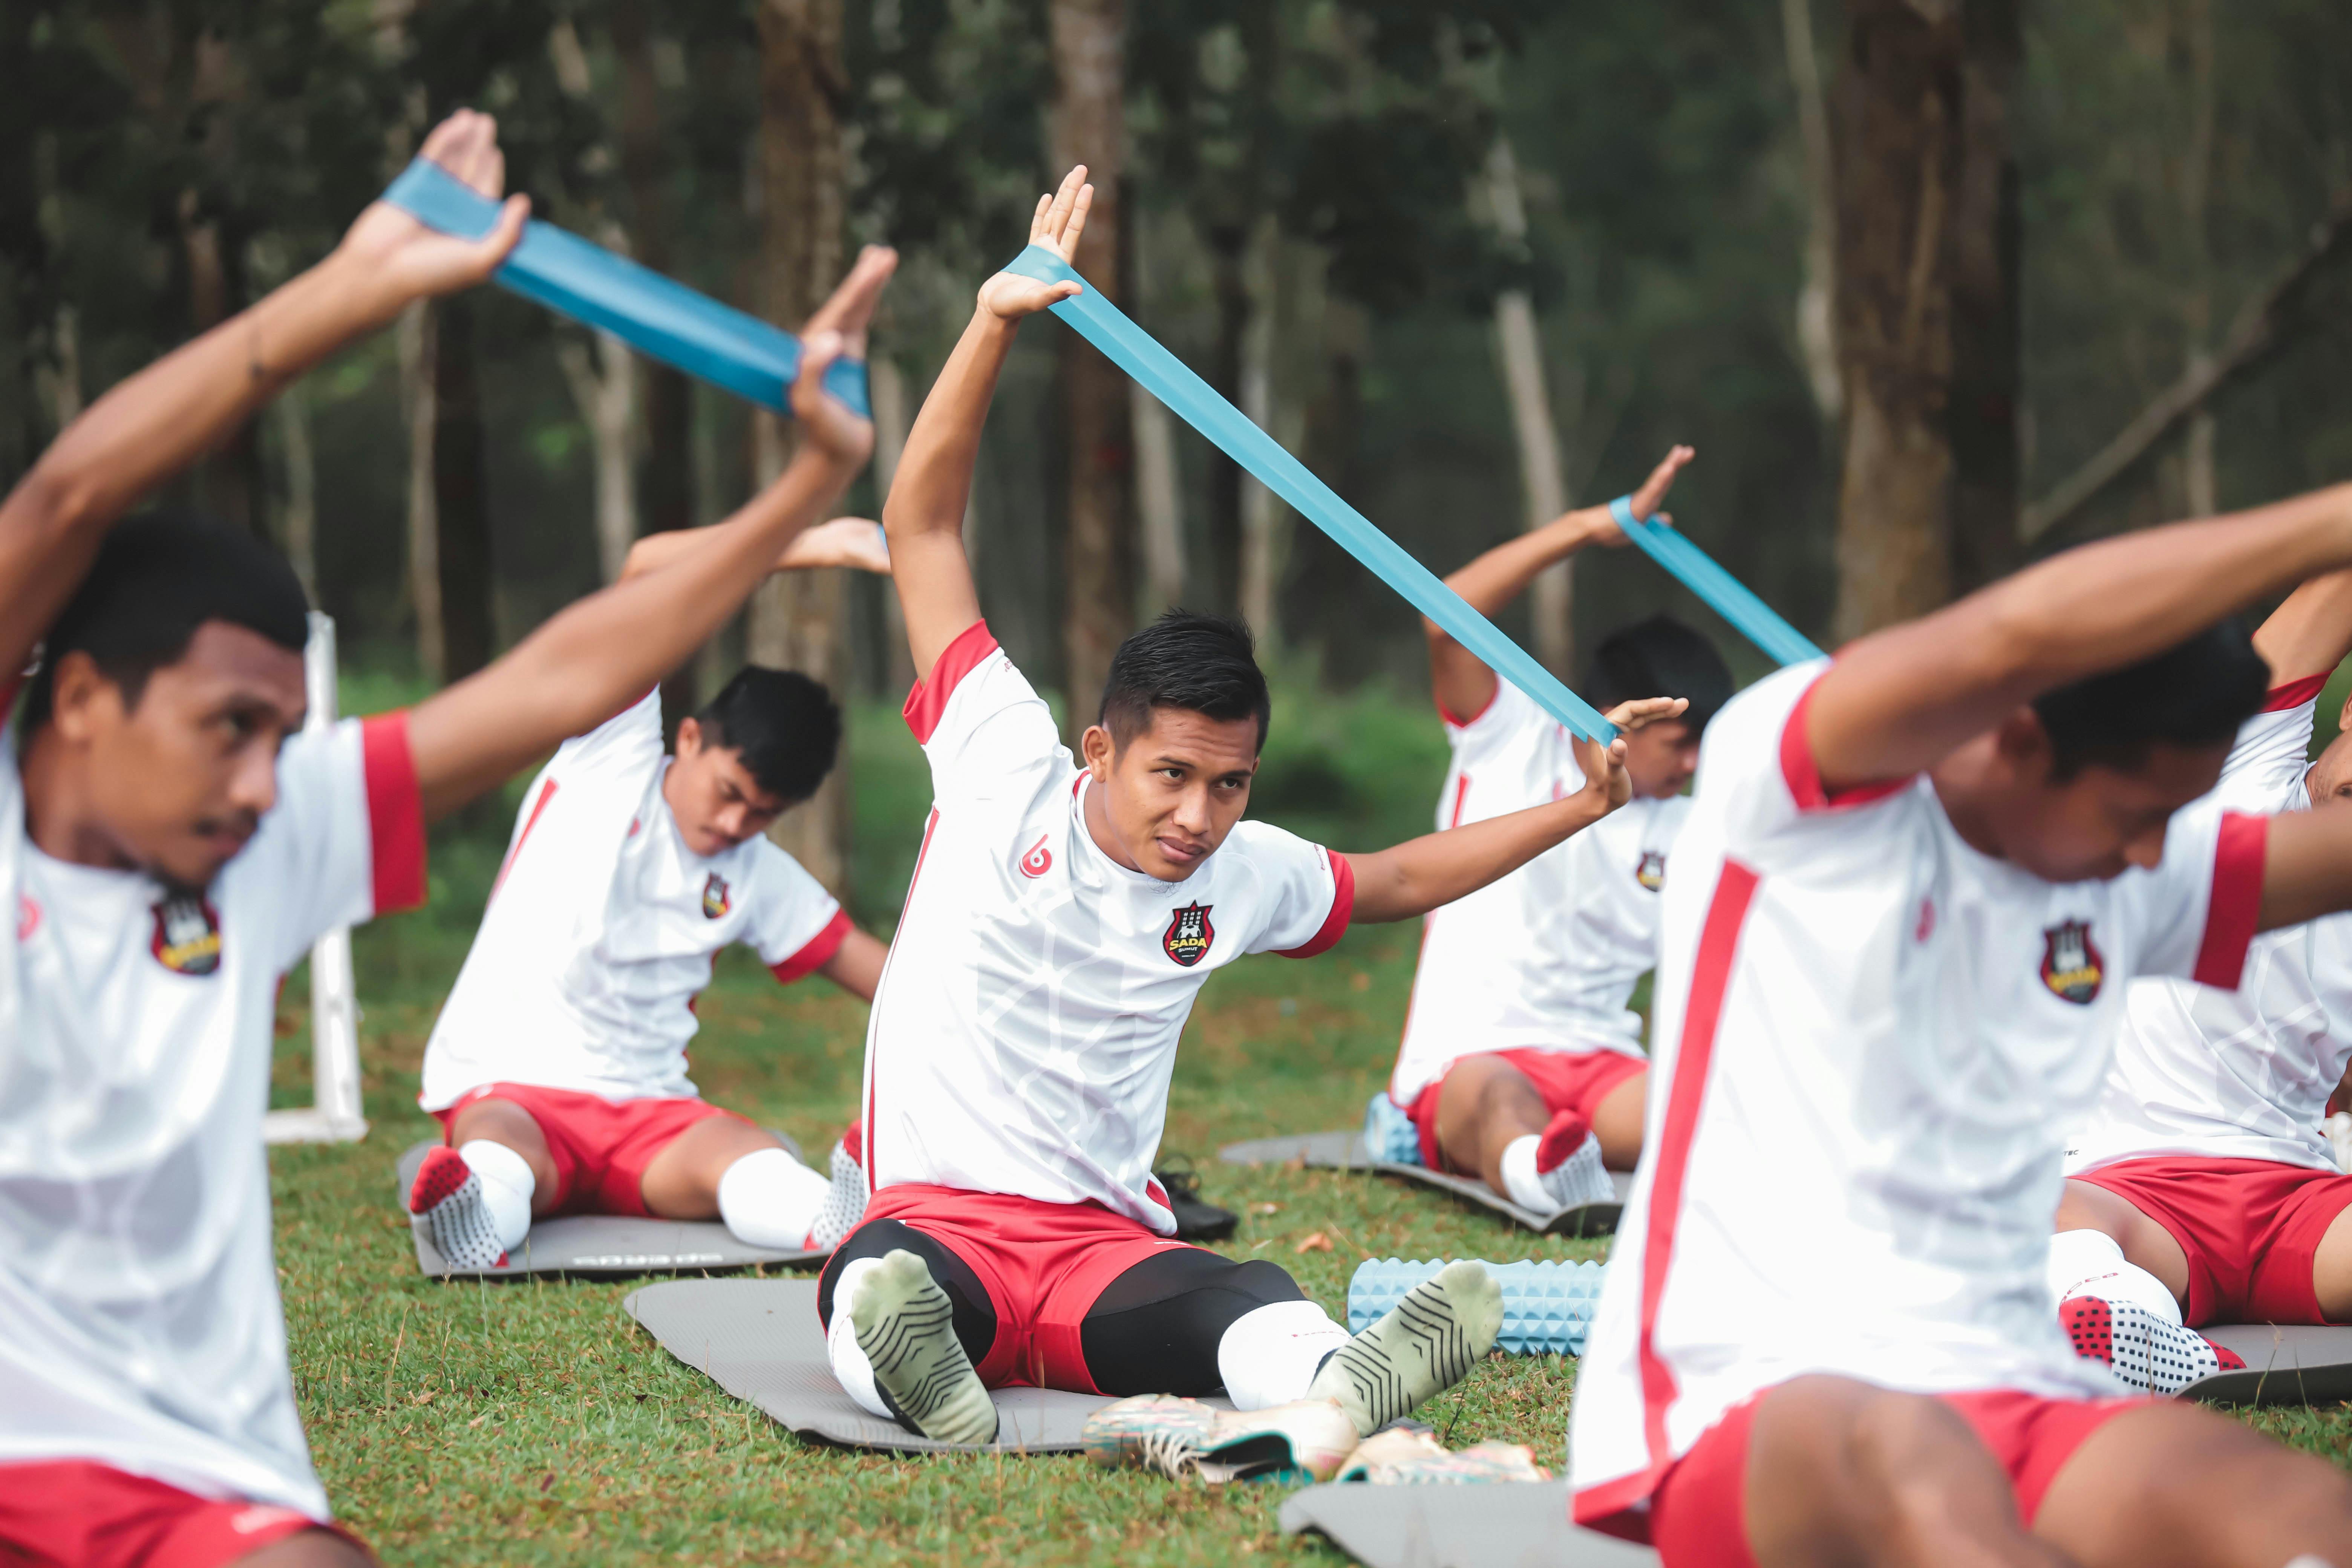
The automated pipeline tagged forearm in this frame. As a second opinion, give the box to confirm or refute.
[409,447,857,817]
[819,927,888,1002]
[1815,484,2352,786]
[1423,510,1603,717]
[1348,793,1611,923]
[2254,568,2352,686]
[884,308,1017,675]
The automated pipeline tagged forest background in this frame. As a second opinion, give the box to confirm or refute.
[3,0,2351,916]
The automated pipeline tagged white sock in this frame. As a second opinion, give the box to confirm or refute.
[716,1147,833,1250]
[1498,1135,1552,1213]
[2047,1228,2183,1324]
[1216,1299,1352,1410]
[457,1139,534,1251]
[825,1256,891,1417]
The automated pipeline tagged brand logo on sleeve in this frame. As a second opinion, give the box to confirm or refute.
[1017,834,1054,879]
[2039,919,2104,1004]
[150,893,222,976]
[701,873,731,919]
[16,894,39,942]
[1635,850,1666,891]
[1163,902,1215,966]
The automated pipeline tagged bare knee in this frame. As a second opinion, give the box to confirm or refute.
[236,1529,377,1568]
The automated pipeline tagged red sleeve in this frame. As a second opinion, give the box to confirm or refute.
[902,620,1001,744]
[769,907,853,985]
[2263,674,2329,712]
[1276,851,1356,960]
[2190,811,2268,989]
[361,711,428,915]
[1779,675,1913,813]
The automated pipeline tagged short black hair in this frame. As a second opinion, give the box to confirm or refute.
[1586,614,1735,735]
[1099,609,1272,750]
[694,666,843,803]
[23,509,311,730]
[2032,616,2271,780]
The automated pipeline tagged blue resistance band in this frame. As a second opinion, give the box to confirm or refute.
[1004,245,1616,743]
[1609,496,1822,666]
[380,158,869,418]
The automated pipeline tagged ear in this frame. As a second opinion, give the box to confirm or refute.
[675,716,703,758]
[1992,707,2053,774]
[46,651,120,744]
[1080,723,1116,779]
[2337,688,2352,732]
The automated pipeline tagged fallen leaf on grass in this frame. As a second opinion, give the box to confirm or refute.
[1293,1232,1332,1254]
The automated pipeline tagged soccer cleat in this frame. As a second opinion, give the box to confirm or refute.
[2060,1295,2244,1394]
[1534,1110,1614,1213]
[1309,1260,1503,1436]
[1154,1158,1238,1242]
[806,1139,868,1253]
[408,1146,509,1270]
[1082,1395,1358,1484]
[850,1249,998,1444]
[1336,1423,1554,1485]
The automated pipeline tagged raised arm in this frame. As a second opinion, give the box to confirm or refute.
[1807,483,2352,791]
[884,167,1089,678]
[620,515,891,582]
[1346,698,1684,922]
[1424,447,1694,721]
[2253,568,2352,689]
[406,246,897,820]
[0,110,525,681]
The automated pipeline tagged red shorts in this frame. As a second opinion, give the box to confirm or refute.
[433,1082,746,1218]
[0,1461,361,1568]
[1649,1386,2147,1568]
[2071,1156,2352,1325]
[1405,1047,1646,1174]
[839,1184,1197,1394]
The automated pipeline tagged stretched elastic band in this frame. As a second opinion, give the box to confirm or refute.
[380,158,869,418]
[1002,244,1615,742]
[1609,496,1822,666]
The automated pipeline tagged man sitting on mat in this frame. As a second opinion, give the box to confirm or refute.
[0,111,890,1567]
[818,165,1686,1447]
[1570,478,2352,1568]
[2050,565,2352,1390]
[408,519,895,1271]
[1378,445,1731,1219]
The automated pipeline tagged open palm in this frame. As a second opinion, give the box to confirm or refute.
[977,166,1092,320]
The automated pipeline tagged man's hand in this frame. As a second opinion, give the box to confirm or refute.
[332,110,528,323]
[1570,697,1688,813]
[787,245,899,472]
[976,167,1090,321]
[779,517,891,575]
[1580,444,1696,547]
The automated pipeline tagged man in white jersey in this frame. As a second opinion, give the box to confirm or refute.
[2050,567,2352,1389]
[816,168,1686,1449]
[1382,445,1732,1219]
[0,111,894,1567]
[1569,480,2352,1567]
[408,520,895,1271]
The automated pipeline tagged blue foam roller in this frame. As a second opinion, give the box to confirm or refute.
[1001,244,1615,744]
[1362,1092,1423,1166]
[380,158,869,418]
[1347,1257,1606,1357]
[1610,495,1822,667]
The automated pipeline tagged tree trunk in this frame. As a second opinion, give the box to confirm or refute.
[1482,138,1574,676]
[1945,0,2022,594]
[398,301,444,681]
[1830,0,1965,638]
[179,191,261,534]
[752,0,853,903]
[558,328,641,583]
[1783,0,1844,424]
[612,0,695,545]
[2181,0,2217,518]
[1204,233,1250,617]
[431,291,495,680]
[271,380,318,601]
[1129,208,1185,614]
[1050,0,1134,738]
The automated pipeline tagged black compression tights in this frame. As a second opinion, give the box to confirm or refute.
[817,1220,1305,1397]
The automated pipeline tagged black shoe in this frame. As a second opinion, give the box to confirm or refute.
[1155,1157,1238,1242]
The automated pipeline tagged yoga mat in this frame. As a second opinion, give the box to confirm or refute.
[396,1139,825,1280]
[1217,1131,1630,1238]
[1280,1481,1658,1568]
[1610,496,1822,667]
[1003,244,1614,744]
[1350,1259,1605,1357]
[2186,1324,2352,1408]
[625,1277,1230,1453]
[381,158,869,418]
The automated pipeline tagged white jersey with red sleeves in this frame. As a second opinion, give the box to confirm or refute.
[0,710,425,1518]
[2070,675,2351,1176]
[1391,677,1686,1103]
[862,622,1352,1234]
[1569,661,2267,1540]
[420,688,849,1110]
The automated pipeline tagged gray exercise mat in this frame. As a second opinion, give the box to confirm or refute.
[395,1139,825,1280]
[2186,1323,2352,1407]
[1219,1130,1631,1239]
[625,1276,1228,1453]
[1279,1480,1657,1568]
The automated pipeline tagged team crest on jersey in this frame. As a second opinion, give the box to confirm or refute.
[701,873,732,920]
[2039,919,2104,1005]
[150,893,222,976]
[1163,902,1214,967]
[1635,850,1666,891]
